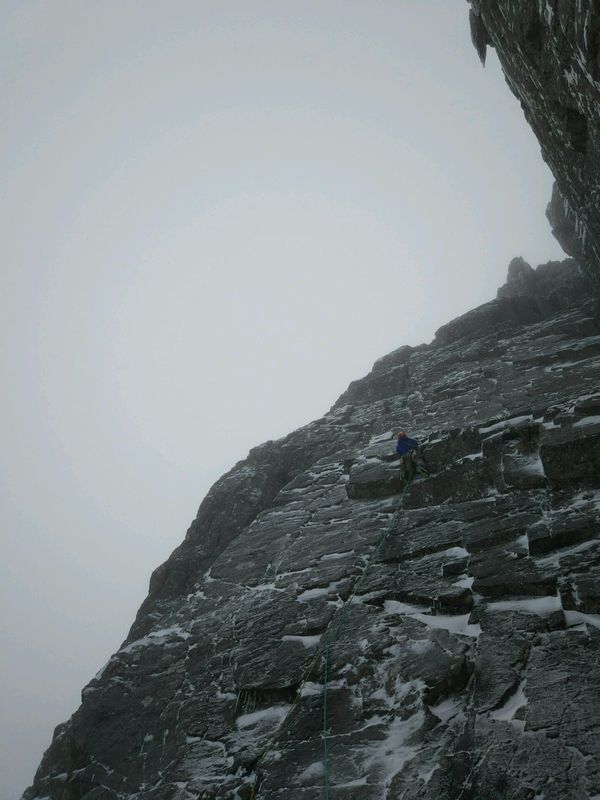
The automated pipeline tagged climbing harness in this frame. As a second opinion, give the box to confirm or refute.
[249,474,414,800]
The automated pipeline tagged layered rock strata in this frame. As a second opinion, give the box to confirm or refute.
[469,0,600,288]
[25,258,600,799]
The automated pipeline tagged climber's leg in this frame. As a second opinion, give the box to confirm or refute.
[400,455,409,481]
[415,450,430,478]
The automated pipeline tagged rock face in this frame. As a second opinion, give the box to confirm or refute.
[24,258,600,800]
[468,1,600,289]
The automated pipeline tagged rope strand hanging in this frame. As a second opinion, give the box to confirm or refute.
[250,473,414,800]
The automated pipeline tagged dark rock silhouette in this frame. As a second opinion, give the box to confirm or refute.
[469,1,600,289]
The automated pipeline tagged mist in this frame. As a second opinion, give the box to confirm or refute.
[1,2,564,797]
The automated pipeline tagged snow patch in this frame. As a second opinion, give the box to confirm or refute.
[384,601,480,637]
[236,705,291,730]
[408,638,435,655]
[411,612,481,638]
[430,697,462,724]
[444,546,470,559]
[297,580,344,602]
[298,761,325,783]
[479,415,532,435]
[574,415,600,427]
[119,625,191,654]
[299,682,323,698]
[370,430,394,444]
[248,582,283,593]
[453,576,474,589]
[515,534,529,552]
[94,657,115,681]
[384,600,428,615]
[535,537,600,568]
[564,610,600,630]
[515,452,545,476]
[566,489,600,512]
[491,680,527,728]
[296,586,331,601]
[216,689,237,701]
[281,634,322,649]
[460,452,483,462]
[320,550,355,561]
[419,764,440,785]
[363,710,424,785]
[486,596,561,615]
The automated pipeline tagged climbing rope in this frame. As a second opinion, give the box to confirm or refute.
[320,472,414,799]
[322,647,331,800]
[249,472,415,800]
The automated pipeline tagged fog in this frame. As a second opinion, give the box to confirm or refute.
[1,2,564,797]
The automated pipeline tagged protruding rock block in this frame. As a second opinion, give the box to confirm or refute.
[528,514,600,555]
[540,427,600,486]
[345,458,404,499]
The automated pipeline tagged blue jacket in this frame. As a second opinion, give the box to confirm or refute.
[396,436,418,456]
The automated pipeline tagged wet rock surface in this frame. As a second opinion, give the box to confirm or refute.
[23,257,600,800]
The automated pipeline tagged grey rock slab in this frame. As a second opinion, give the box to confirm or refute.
[23,258,600,799]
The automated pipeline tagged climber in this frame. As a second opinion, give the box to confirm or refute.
[395,432,429,480]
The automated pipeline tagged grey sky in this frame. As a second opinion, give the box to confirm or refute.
[1,2,564,797]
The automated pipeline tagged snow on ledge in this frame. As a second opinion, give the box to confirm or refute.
[383,600,480,637]
[491,680,527,728]
[236,705,291,730]
[486,596,562,616]
[479,415,532,435]
[564,609,600,630]
[119,624,191,655]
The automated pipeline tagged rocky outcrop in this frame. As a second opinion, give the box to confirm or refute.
[24,258,600,799]
[468,1,600,288]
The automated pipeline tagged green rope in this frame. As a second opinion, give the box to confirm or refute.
[322,646,330,799]
[320,472,414,799]
[250,470,415,800]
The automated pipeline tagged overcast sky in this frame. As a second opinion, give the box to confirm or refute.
[1,2,565,797]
